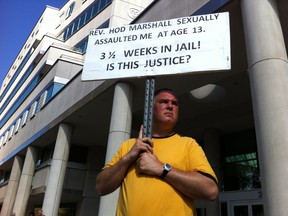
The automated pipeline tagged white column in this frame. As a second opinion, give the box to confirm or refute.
[98,82,134,216]
[42,123,72,216]
[12,146,38,216]
[0,156,23,216]
[241,0,288,215]
[203,128,220,216]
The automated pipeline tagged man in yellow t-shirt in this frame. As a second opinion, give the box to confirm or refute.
[96,88,218,216]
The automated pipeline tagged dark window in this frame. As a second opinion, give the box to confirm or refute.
[66,2,75,17]
[69,145,88,163]
[221,130,261,191]
[61,0,112,41]
[37,146,54,166]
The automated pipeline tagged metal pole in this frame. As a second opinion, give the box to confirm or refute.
[142,77,155,138]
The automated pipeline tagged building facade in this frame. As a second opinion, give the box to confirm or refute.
[0,0,288,215]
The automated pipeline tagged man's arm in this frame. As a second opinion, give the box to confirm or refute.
[164,167,218,200]
[136,152,218,200]
[96,154,133,196]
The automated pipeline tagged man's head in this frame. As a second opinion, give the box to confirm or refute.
[152,88,179,135]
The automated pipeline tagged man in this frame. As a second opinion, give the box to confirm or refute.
[96,88,218,215]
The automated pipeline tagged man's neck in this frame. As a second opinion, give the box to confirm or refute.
[152,129,175,138]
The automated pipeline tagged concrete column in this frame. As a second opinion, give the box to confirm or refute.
[241,0,288,215]
[42,123,72,216]
[0,156,23,216]
[98,82,134,216]
[12,146,38,216]
[203,128,221,216]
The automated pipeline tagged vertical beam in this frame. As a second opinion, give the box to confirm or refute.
[13,146,38,216]
[0,156,23,216]
[98,82,133,216]
[42,123,72,216]
[143,77,155,138]
[241,0,288,215]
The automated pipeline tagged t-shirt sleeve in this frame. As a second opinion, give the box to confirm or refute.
[102,138,135,169]
[189,140,218,183]
[103,148,122,169]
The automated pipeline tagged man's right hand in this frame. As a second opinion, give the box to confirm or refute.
[124,126,154,163]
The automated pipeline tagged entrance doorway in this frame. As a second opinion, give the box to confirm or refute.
[219,190,263,216]
[232,201,263,216]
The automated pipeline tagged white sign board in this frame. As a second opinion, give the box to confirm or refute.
[82,12,230,81]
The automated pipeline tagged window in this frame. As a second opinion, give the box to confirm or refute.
[0,47,34,107]
[69,145,88,163]
[74,19,109,53]
[85,7,93,22]
[3,131,9,144]
[66,2,75,18]
[33,203,76,216]
[36,146,54,167]
[225,153,260,190]
[21,110,29,127]
[8,125,14,140]
[0,60,48,129]
[74,37,88,53]
[29,101,38,119]
[37,91,48,112]
[14,118,21,134]
[221,130,261,191]
[0,136,4,148]
[46,83,65,103]
[0,170,11,185]
[61,0,112,40]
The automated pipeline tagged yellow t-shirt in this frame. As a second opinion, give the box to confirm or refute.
[104,134,217,216]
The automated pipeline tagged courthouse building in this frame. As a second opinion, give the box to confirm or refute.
[0,0,287,215]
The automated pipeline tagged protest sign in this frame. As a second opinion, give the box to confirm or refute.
[81,12,230,81]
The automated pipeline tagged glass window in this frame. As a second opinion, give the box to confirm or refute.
[36,146,54,166]
[92,2,100,16]
[99,0,107,11]
[74,19,109,53]
[0,170,11,185]
[60,0,112,41]
[69,145,88,163]
[78,16,85,28]
[34,204,76,216]
[220,202,228,216]
[234,205,248,216]
[75,37,88,53]
[221,130,261,191]
[71,22,76,35]
[75,18,81,32]
[0,48,34,103]
[85,7,93,23]
[66,2,75,18]
[46,83,65,103]
[252,204,264,216]
[65,26,72,40]
[0,62,48,130]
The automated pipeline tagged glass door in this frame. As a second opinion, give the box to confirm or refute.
[232,201,264,216]
[233,203,248,216]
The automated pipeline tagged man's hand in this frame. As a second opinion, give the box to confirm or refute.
[124,126,154,163]
[134,125,163,177]
[136,152,163,176]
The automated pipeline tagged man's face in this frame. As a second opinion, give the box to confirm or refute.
[153,91,179,129]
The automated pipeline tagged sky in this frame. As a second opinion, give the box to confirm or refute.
[0,0,68,87]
